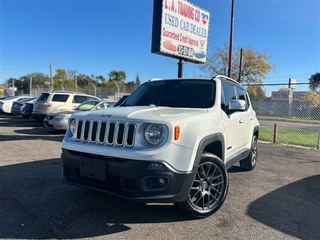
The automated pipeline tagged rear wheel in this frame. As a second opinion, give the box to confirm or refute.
[240,135,258,171]
[175,153,229,219]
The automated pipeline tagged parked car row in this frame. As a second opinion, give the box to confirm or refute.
[0,91,127,131]
[44,99,114,130]
[0,95,33,114]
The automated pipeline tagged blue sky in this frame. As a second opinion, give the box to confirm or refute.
[0,0,319,96]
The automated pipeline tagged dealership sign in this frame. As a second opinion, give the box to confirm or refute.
[151,0,210,63]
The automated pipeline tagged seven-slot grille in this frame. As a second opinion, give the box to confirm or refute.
[74,119,136,147]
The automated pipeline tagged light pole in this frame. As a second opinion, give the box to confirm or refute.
[28,74,35,97]
[227,0,235,78]
[50,62,64,91]
[115,82,120,101]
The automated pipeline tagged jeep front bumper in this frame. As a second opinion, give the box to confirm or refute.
[61,148,196,203]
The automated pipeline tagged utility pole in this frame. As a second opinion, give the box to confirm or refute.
[74,75,77,92]
[50,62,64,91]
[50,63,53,91]
[238,48,243,83]
[228,0,235,78]
[12,78,15,96]
[30,75,33,96]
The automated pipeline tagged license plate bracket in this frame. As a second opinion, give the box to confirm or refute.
[80,159,106,181]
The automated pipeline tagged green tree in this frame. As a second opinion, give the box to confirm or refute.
[108,70,126,82]
[278,87,289,92]
[301,91,320,108]
[300,91,320,118]
[135,73,141,86]
[200,43,273,84]
[126,73,141,88]
[76,74,93,88]
[95,75,106,84]
[309,72,320,91]
[247,85,266,101]
[0,84,5,96]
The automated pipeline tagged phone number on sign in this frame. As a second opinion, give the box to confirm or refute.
[177,45,194,57]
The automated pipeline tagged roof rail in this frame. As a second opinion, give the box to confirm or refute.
[49,90,87,94]
[148,78,162,82]
[213,75,240,84]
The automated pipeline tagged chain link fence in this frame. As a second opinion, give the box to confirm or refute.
[27,81,320,149]
[250,82,320,149]
[29,85,136,102]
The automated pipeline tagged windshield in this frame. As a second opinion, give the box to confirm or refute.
[123,80,215,108]
[76,101,100,111]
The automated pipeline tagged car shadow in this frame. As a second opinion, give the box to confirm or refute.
[247,174,320,240]
[0,159,193,239]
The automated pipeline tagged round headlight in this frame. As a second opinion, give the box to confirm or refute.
[144,124,165,145]
[69,119,76,136]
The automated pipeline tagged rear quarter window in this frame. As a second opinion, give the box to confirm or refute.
[37,93,50,101]
[51,94,69,102]
[73,95,88,103]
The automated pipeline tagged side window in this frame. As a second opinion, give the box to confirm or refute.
[222,84,236,112]
[73,95,88,103]
[236,87,248,110]
[51,94,69,102]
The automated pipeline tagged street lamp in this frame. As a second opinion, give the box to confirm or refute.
[50,62,64,91]
[27,74,35,97]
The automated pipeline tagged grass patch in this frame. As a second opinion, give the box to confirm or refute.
[259,127,319,148]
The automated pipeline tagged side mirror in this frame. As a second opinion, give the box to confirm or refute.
[228,100,246,111]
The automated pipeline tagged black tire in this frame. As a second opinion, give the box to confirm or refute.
[175,153,229,219]
[43,120,50,128]
[240,135,258,171]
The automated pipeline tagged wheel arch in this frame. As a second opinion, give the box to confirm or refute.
[193,133,225,170]
[253,125,260,139]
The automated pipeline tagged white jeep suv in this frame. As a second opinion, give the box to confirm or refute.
[60,76,260,218]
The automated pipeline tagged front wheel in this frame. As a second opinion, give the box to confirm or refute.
[175,153,229,219]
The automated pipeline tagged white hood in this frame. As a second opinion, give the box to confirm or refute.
[71,106,208,123]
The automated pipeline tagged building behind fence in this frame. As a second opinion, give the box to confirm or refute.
[250,82,320,149]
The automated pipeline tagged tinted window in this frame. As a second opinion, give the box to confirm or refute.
[37,93,50,101]
[236,87,249,110]
[73,95,88,103]
[51,94,69,102]
[124,80,215,108]
[222,84,236,112]
[236,87,245,100]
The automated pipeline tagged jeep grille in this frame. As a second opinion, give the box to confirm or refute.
[74,120,136,147]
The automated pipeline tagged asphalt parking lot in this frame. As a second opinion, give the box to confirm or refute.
[0,114,319,240]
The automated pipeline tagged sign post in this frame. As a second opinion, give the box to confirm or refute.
[288,78,296,116]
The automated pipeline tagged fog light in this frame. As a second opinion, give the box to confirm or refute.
[141,176,170,191]
[158,178,166,186]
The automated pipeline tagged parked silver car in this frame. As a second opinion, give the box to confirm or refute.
[44,99,113,130]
